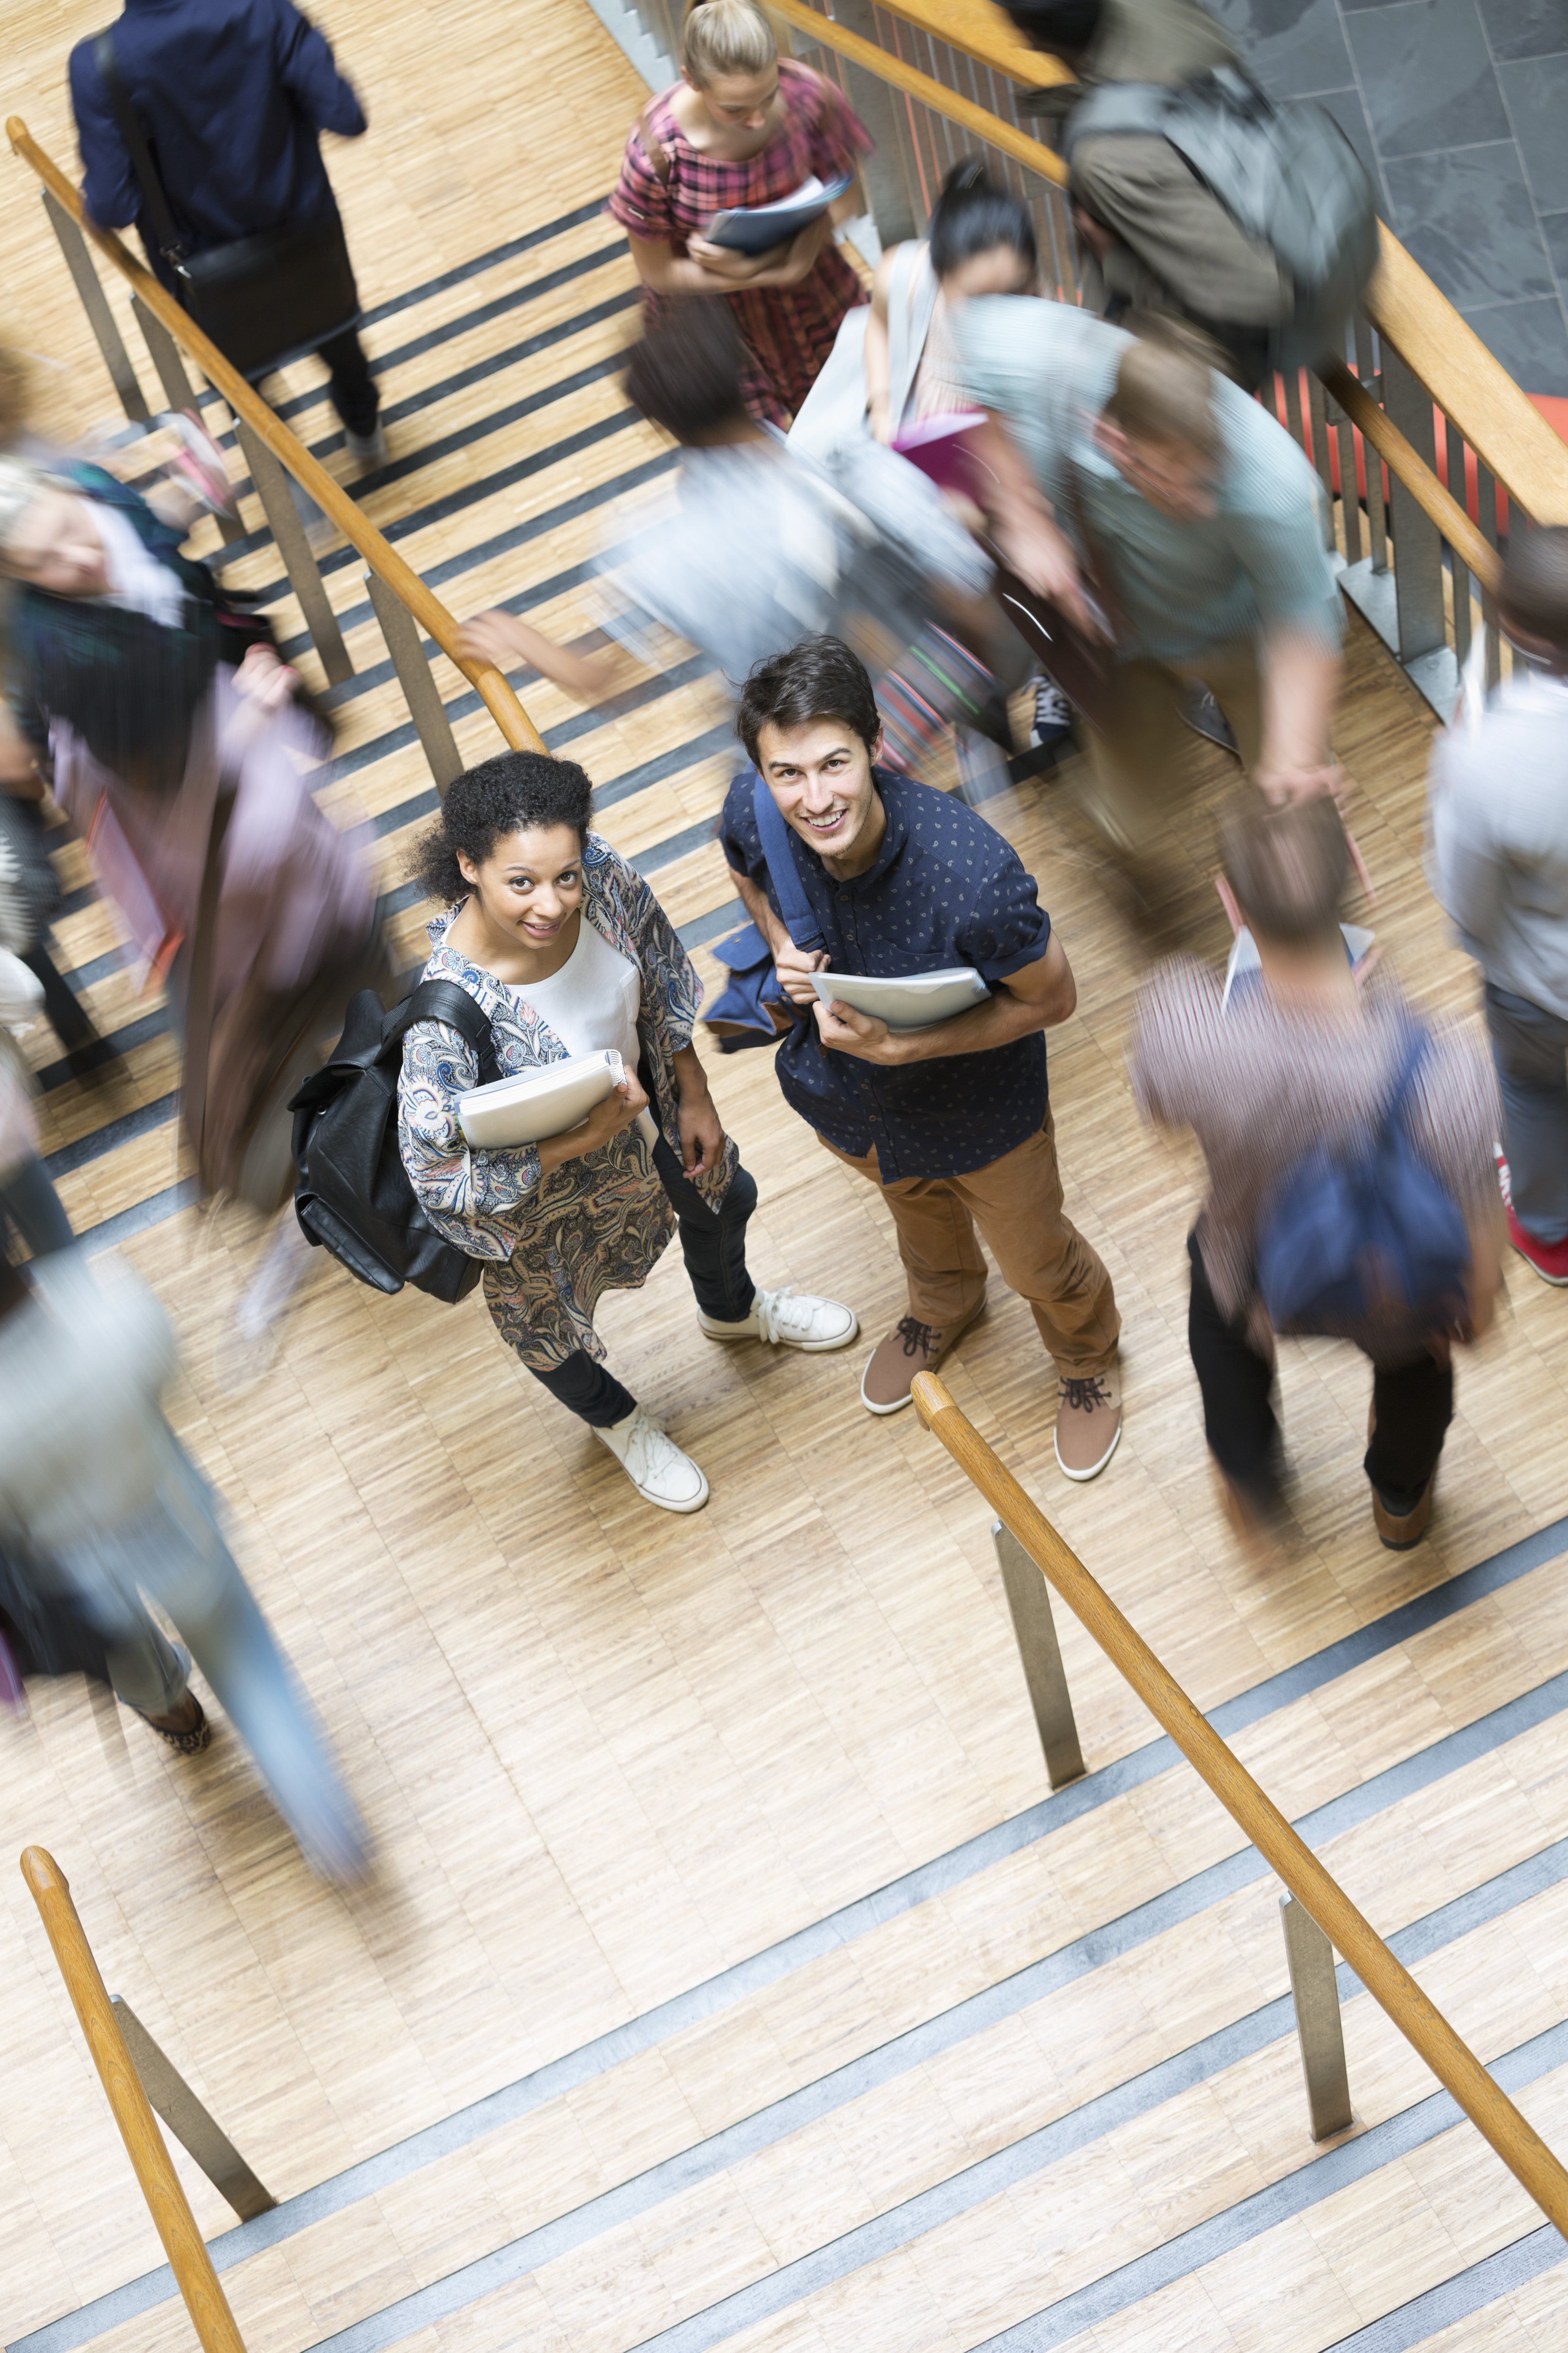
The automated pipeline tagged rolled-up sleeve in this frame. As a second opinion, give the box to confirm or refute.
[397,1018,541,1263]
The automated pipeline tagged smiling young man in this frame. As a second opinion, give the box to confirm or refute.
[719,635,1123,1480]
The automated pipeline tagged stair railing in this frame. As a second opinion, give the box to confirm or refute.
[21,1845,250,2353]
[910,1372,1568,2226]
[5,117,546,784]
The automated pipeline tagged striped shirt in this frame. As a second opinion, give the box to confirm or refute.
[1131,957,1498,1356]
[956,296,1341,662]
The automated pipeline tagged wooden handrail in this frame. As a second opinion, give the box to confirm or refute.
[846,0,1568,526]
[21,1846,248,2353]
[910,1372,1568,2235]
[1323,361,1500,593]
[5,116,546,755]
[769,0,1068,185]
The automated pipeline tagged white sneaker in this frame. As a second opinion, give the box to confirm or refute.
[595,1404,709,1513]
[697,1285,859,1352]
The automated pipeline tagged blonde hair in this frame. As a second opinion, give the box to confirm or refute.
[1103,334,1217,458]
[681,0,776,85]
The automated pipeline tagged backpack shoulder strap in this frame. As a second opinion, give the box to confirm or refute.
[403,976,503,1086]
[886,244,938,434]
[93,31,186,261]
[749,768,827,954]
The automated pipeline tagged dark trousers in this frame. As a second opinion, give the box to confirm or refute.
[530,1139,759,1428]
[1186,1232,1453,1514]
[22,945,97,1057]
[254,327,378,439]
[318,328,379,438]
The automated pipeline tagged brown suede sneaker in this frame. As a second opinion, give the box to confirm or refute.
[860,1296,987,1415]
[1054,1365,1123,1481]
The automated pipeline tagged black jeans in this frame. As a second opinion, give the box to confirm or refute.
[318,328,380,438]
[1186,1232,1453,1514]
[254,327,378,439]
[530,1139,759,1428]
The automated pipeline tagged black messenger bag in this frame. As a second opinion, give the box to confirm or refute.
[95,32,362,377]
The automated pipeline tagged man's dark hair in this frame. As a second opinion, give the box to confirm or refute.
[997,0,1104,61]
[624,303,748,443]
[928,157,1038,283]
[1218,792,1350,947]
[736,635,881,764]
[414,751,594,902]
[1499,524,1568,653]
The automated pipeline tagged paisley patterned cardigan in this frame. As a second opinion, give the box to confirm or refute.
[397,835,738,1370]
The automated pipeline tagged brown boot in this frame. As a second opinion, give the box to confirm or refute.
[860,1295,987,1415]
[1371,1475,1434,1551]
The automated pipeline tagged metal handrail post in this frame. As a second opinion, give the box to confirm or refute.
[111,1997,277,2223]
[234,418,353,688]
[41,190,149,423]
[992,1519,1085,1788]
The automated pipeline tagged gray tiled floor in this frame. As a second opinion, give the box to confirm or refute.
[1213,0,1568,390]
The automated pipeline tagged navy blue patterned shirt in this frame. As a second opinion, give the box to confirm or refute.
[719,767,1051,1180]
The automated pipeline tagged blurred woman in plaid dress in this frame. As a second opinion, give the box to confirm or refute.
[607,0,871,427]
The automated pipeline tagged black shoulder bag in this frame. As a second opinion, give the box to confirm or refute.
[94,31,362,378]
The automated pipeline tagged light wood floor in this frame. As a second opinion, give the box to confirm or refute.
[3,4,1568,2351]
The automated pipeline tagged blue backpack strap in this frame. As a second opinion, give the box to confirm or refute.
[750,766,827,954]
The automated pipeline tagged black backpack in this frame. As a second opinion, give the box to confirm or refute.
[288,979,501,1304]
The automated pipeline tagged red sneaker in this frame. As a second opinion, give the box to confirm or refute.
[1506,1203,1568,1286]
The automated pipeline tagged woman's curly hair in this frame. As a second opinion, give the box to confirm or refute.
[412,751,595,903]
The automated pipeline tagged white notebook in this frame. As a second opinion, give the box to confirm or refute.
[811,965,989,1032]
[458,1050,625,1149]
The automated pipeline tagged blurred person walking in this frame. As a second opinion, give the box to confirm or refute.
[1132,795,1503,1549]
[69,0,384,465]
[0,1048,366,1874]
[0,454,383,1352]
[998,0,1375,390]
[1430,528,1568,1287]
[607,0,871,427]
[399,753,857,1516]
[460,304,1005,781]
[721,636,1124,1478]
[961,305,1343,878]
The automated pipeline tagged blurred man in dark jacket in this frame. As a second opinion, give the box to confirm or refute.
[69,0,384,459]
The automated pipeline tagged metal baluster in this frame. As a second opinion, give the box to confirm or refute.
[1279,1898,1353,2142]
[365,572,464,793]
[991,1523,1085,1790]
[233,419,353,687]
[1445,419,1473,667]
[1330,365,1363,567]
[828,0,919,242]
[1306,372,1335,549]
[110,1998,277,2222]
[131,294,198,414]
[1380,344,1447,663]
[1353,314,1388,573]
[1476,461,1503,689]
[919,32,960,174]
[41,191,150,423]
[1282,365,1306,459]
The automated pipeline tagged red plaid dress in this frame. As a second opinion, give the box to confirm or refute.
[607,60,872,428]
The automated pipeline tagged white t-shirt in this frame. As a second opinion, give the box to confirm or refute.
[522,910,641,1065]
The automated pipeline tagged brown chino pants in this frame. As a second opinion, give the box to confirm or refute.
[822,1114,1121,1378]
[1084,640,1265,862]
